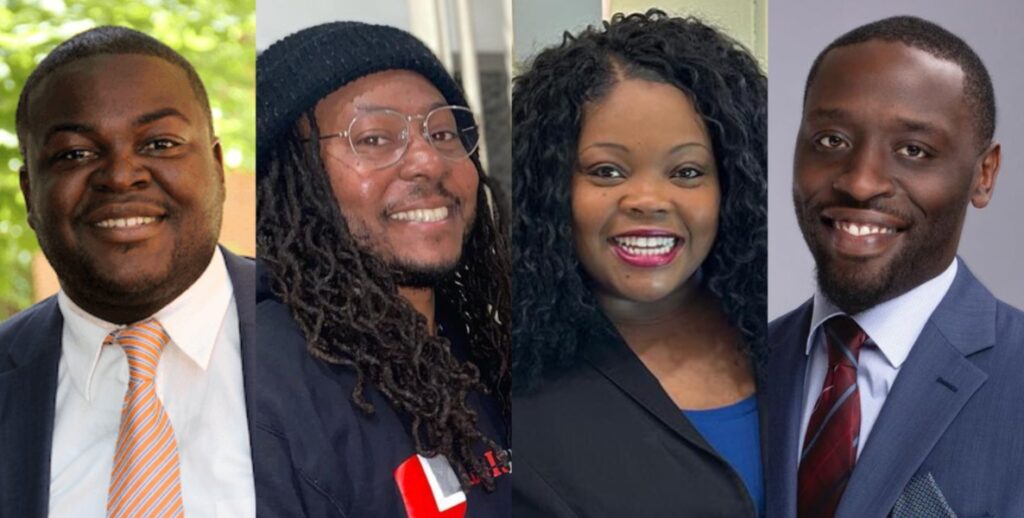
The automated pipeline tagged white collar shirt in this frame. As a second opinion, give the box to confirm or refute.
[798,258,958,461]
[49,248,255,517]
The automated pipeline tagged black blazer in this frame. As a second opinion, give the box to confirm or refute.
[513,332,758,517]
[0,248,257,518]
[250,265,511,517]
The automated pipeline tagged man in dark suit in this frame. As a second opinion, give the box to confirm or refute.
[764,16,1024,518]
[0,27,257,516]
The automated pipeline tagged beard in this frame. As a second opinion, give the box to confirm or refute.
[793,192,967,315]
[390,261,457,288]
[34,216,220,321]
[346,206,477,290]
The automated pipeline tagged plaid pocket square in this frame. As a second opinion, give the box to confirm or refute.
[890,472,957,518]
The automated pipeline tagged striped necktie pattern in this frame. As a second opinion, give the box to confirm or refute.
[105,319,184,518]
[798,315,868,518]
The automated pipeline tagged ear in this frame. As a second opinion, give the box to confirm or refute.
[19,163,35,230]
[211,135,225,175]
[971,142,1000,209]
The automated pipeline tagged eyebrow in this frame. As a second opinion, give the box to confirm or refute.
[892,117,942,135]
[42,122,95,144]
[806,107,943,135]
[134,107,191,126]
[353,101,450,113]
[580,142,711,154]
[805,107,849,122]
[41,108,191,145]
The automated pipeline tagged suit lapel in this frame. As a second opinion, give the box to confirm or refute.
[837,262,994,517]
[581,329,720,459]
[221,249,258,442]
[0,298,63,517]
[762,301,813,518]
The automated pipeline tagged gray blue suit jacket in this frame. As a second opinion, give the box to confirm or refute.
[762,260,1024,517]
[0,249,257,517]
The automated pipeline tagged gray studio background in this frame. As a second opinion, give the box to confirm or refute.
[768,0,1024,319]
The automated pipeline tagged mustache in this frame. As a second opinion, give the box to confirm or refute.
[381,182,464,214]
[807,197,914,224]
[75,194,173,220]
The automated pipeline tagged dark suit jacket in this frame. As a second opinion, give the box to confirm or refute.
[763,261,1024,517]
[513,330,759,517]
[0,248,256,517]
[249,266,511,517]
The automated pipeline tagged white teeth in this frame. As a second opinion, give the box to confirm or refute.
[390,206,449,222]
[613,236,677,256]
[834,220,895,236]
[95,216,157,229]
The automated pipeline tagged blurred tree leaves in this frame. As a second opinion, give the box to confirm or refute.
[0,0,255,318]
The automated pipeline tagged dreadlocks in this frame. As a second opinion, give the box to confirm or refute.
[256,105,511,488]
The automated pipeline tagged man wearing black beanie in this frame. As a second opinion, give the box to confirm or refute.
[251,22,511,517]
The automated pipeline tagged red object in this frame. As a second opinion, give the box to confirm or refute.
[798,316,867,518]
[394,455,467,518]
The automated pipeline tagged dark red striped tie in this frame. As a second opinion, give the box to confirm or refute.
[798,315,867,518]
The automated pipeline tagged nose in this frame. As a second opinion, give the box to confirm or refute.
[91,147,151,192]
[619,171,671,217]
[396,124,447,182]
[833,144,895,201]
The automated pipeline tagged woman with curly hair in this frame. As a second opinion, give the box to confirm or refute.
[512,10,767,516]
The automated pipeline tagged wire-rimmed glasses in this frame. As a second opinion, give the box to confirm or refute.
[317,105,480,170]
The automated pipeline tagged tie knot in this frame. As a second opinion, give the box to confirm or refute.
[823,315,868,364]
[104,319,170,384]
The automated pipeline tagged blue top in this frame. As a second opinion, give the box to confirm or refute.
[684,396,764,517]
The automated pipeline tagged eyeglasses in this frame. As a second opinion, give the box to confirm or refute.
[317,105,480,170]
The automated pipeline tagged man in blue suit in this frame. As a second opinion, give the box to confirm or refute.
[764,16,1024,518]
[0,27,257,516]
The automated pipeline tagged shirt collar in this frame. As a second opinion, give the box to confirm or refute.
[806,258,959,368]
[58,248,233,401]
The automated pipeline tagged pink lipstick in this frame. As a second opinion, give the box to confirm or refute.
[609,230,683,268]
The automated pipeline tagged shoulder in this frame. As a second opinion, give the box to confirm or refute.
[994,298,1024,339]
[0,296,60,356]
[988,299,1024,373]
[767,299,813,346]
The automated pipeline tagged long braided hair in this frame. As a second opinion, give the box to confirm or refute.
[257,104,511,488]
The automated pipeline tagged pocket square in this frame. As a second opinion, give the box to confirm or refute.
[890,472,957,518]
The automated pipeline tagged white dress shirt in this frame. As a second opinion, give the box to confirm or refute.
[49,248,255,518]
[798,259,958,461]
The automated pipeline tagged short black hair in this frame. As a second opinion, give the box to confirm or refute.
[804,15,996,147]
[15,25,213,152]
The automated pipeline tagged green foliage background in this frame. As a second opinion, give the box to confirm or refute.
[0,0,255,319]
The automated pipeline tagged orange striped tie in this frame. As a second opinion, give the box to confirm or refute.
[105,319,184,518]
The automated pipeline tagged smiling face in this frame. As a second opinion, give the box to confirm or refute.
[20,53,225,324]
[313,70,479,286]
[794,41,999,313]
[572,78,720,306]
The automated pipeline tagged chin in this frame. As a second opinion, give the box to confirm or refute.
[815,256,896,315]
[615,283,679,305]
[391,257,461,288]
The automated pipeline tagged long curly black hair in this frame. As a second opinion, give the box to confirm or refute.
[257,106,511,488]
[512,10,767,389]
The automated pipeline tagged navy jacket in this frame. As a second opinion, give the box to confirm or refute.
[0,248,257,517]
[762,260,1024,517]
[251,266,511,517]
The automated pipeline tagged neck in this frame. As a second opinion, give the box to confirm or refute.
[399,285,437,335]
[597,283,738,356]
[597,281,701,342]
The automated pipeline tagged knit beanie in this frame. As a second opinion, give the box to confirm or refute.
[257,21,470,162]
